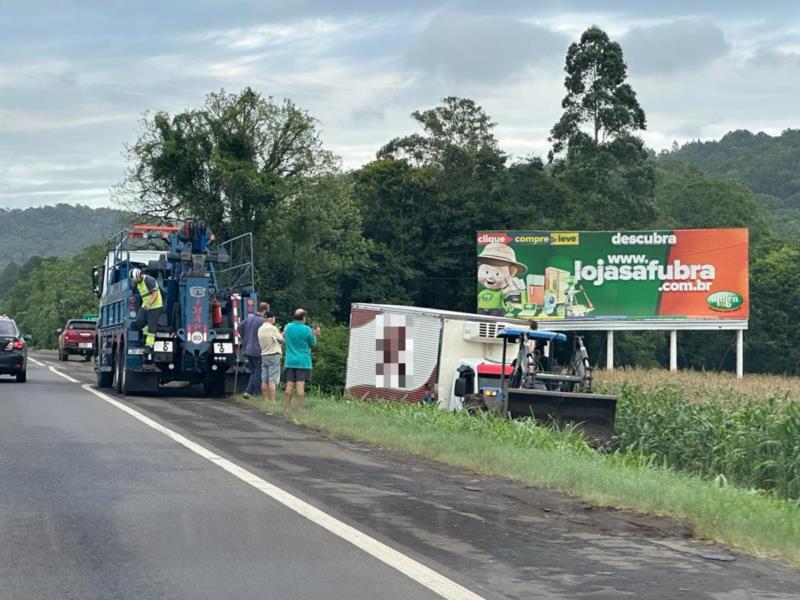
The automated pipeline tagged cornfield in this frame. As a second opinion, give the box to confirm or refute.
[596,369,800,500]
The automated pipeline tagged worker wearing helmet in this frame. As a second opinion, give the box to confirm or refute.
[130,268,163,355]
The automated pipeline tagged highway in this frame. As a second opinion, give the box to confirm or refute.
[1,356,799,600]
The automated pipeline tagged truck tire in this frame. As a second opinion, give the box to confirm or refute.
[16,369,27,383]
[96,352,113,388]
[114,344,129,395]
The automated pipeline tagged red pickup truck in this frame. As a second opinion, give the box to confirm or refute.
[58,319,97,361]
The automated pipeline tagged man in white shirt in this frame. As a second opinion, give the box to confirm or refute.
[258,311,283,403]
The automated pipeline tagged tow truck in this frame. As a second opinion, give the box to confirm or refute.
[92,220,257,395]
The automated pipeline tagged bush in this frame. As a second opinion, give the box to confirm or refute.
[310,322,349,392]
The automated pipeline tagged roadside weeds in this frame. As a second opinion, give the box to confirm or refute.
[237,392,800,569]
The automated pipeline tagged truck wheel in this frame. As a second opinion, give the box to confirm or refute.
[96,353,113,388]
[16,369,27,383]
[114,344,129,395]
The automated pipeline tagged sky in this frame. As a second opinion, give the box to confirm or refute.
[1,0,799,210]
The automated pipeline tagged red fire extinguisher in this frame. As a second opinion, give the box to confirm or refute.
[211,298,223,327]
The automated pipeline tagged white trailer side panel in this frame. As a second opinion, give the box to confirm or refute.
[346,305,441,402]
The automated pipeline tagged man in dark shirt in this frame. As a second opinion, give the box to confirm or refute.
[238,301,269,398]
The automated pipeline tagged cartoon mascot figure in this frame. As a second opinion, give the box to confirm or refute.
[477,243,527,316]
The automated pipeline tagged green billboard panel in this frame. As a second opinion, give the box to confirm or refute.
[477,229,749,320]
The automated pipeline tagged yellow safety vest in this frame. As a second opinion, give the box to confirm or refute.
[137,276,163,310]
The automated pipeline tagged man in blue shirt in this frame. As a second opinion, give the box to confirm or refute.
[283,308,319,410]
[238,301,269,398]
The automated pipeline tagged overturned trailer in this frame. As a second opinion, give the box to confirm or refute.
[345,303,616,440]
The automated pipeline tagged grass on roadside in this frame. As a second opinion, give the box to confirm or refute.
[238,392,800,568]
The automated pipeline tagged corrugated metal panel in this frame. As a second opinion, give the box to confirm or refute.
[346,306,441,395]
[345,307,377,390]
[409,312,441,391]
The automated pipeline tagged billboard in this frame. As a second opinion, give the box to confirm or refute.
[476,229,749,320]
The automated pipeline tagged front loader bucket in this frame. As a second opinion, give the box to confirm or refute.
[506,388,617,443]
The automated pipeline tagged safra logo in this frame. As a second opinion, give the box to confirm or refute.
[707,291,744,311]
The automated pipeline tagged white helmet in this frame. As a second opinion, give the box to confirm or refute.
[130,268,143,282]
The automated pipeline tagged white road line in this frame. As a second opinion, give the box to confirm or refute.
[29,356,81,383]
[74,382,484,600]
[49,366,80,383]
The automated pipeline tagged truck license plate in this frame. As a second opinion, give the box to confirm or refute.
[153,341,173,353]
[79,343,93,349]
[214,342,233,354]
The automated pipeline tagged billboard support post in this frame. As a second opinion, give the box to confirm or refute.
[606,331,614,371]
[736,330,744,379]
[670,330,678,372]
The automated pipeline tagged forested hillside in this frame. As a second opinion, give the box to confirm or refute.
[668,130,800,238]
[0,204,126,269]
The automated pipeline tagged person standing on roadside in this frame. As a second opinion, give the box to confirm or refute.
[283,308,319,411]
[238,301,269,399]
[258,311,283,404]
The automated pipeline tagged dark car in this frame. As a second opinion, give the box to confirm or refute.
[58,319,97,361]
[0,315,27,382]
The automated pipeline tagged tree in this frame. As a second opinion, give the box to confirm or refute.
[654,160,769,238]
[548,27,655,228]
[553,130,657,228]
[254,173,367,321]
[747,241,800,374]
[377,96,500,166]
[0,262,22,301]
[0,246,105,348]
[343,159,437,307]
[117,88,337,237]
[550,26,646,156]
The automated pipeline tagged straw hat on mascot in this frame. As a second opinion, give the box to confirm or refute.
[477,243,527,316]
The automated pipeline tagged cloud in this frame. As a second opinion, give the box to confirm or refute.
[621,20,729,75]
[1,2,799,210]
[406,11,568,82]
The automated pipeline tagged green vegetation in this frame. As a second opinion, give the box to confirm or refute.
[612,385,800,500]
[0,204,125,269]
[594,369,800,501]
[668,129,800,238]
[241,394,800,566]
[0,245,104,347]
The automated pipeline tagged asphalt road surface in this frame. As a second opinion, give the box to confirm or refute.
[1,355,799,600]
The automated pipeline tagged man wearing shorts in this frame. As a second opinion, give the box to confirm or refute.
[283,308,319,410]
[258,311,283,403]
